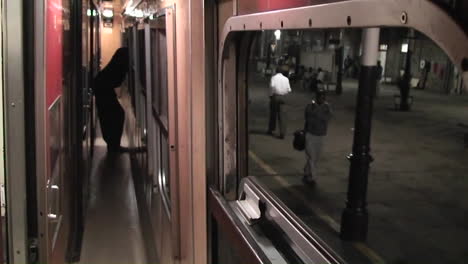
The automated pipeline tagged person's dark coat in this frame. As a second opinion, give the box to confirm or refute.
[93,48,129,151]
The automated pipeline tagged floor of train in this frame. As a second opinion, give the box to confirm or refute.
[78,122,148,264]
[248,74,468,264]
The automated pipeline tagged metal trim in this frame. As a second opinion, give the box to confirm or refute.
[34,0,49,262]
[219,0,468,71]
[209,188,272,264]
[4,0,28,263]
[247,177,345,264]
[236,32,255,193]
[144,22,154,206]
[220,41,238,200]
[216,0,467,262]
[165,6,181,260]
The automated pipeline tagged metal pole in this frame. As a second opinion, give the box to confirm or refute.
[336,30,344,95]
[340,28,379,241]
[336,46,344,95]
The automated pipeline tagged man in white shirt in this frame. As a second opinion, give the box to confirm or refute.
[317,68,325,84]
[267,66,292,139]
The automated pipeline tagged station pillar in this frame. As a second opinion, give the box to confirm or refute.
[336,46,344,95]
[400,29,415,111]
[340,28,379,241]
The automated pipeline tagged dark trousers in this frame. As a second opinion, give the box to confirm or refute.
[268,94,286,136]
[96,93,125,149]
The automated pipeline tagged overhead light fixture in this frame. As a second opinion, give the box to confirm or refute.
[102,8,114,18]
[401,43,409,53]
[274,30,281,40]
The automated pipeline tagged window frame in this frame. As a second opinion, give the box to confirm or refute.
[216,1,468,263]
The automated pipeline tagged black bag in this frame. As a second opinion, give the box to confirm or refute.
[293,130,306,151]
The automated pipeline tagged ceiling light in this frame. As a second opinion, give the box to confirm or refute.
[102,8,114,18]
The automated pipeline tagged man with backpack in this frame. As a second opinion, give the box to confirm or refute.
[303,89,332,185]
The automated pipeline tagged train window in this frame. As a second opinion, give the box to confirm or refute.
[160,134,170,207]
[149,15,171,211]
[150,17,169,127]
[234,27,468,263]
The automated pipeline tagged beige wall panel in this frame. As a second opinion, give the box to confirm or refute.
[101,15,123,67]
[189,0,207,264]
[218,0,234,41]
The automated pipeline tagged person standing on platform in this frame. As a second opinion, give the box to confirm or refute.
[267,66,292,139]
[344,55,353,77]
[303,89,332,185]
[93,47,129,152]
[375,60,383,97]
[303,67,313,91]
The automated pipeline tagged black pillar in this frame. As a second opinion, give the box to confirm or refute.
[340,28,379,241]
[336,46,344,95]
[400,49,412,111]
[266,42,272,70]
[399,29,414,111]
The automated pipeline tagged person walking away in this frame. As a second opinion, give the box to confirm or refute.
[93,47,129,152]
[375,60,383,97]
[303,67,313,91]
[344,55,352,77]
[267,66,292,139]
[303,89,332,185]
[297,65,305,88]
[309,68,319,93]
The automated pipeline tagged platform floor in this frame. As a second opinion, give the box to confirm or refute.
[248,74,468,264]
[79,128,147,264]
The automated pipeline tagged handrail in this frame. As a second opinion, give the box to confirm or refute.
[209,188,272,264]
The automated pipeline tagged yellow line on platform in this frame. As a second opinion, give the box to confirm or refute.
[248,150,386,264]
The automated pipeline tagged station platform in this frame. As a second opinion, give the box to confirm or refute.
[248,74,468,264]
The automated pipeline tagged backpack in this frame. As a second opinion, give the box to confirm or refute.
[293,130,306,151]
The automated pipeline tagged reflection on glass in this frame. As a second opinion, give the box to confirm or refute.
[138,29,147,88]
[149,15,171,211]
[245,28,467,264]
[160,134,170,202]
[151,17,168,125]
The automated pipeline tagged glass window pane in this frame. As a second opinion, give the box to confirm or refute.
[150,16,170,211]
[150,17,168,127]
[138,29,146,89]
[245,28,468,264]
[158,31,168,120]
[160,134,170,207]
[151,29,159,114]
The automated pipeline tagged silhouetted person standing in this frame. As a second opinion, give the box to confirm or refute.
[375,60,383,97]
[93,48,129,152]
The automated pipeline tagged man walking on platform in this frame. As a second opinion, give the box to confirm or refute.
[303,89,332,185]
[267,66,292,139]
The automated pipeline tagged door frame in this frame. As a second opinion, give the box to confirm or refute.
[3,0,28,263]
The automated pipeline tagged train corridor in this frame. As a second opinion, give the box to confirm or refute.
[78,120,147,264]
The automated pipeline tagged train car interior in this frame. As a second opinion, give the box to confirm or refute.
[0,1,467,264]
